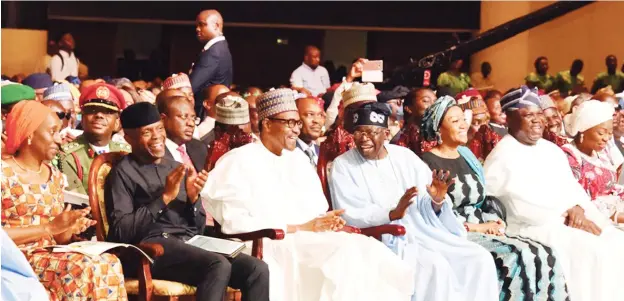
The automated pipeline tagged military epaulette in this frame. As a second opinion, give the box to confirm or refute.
[61,141,86,154]
[112,141,132,153]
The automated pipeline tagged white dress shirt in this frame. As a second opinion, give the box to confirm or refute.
[296,138,319,165]
[195,116,216,139]
[203,36,226,52]
[165,138,184,163]
[49,50,79,81]
[290,63,330,96]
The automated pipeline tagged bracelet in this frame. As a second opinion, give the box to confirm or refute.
[613,212,620,224]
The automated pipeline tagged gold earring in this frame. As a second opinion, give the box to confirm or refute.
[27,138,32,145]
[580,134,584,144]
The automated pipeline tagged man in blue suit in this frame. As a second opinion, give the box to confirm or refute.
[296,97,325,169]
[190,9,233,118]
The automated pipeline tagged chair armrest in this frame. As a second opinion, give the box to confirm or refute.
[136,242,165,258]
[339,225,362,234]
[217,229,286,242]
[360,224,406,240]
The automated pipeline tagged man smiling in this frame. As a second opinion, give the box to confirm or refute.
[60,83,130,195]
[203,88,415,301]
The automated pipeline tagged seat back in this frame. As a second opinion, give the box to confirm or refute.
[88,152,128,241]
[317,128,355,209]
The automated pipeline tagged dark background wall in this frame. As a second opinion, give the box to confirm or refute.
[3,1,479,87]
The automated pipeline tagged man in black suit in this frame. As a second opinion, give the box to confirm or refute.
[190,9,233,118]
[157,95,216,230]
[106,102,270,301]
[296,97,325,169]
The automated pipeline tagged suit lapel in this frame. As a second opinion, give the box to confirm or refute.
[185,142,204,172]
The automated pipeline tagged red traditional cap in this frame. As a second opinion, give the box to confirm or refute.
[163,73,191,90]
[79,83,127,111]
[455,88,481,101]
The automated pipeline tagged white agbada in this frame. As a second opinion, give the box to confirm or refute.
[330,144,498,301]
[201,142,415,301]
[484,135,624,301]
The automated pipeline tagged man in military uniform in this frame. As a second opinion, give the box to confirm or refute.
[60,83,131,195]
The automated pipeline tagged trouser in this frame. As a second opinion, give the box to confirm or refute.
[125,236,270,301]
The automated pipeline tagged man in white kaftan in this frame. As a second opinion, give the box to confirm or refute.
[485,86,624,301]
[330,102,499,301]
[201,88,415,301]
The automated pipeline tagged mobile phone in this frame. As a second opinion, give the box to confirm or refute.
[362,60,383,83]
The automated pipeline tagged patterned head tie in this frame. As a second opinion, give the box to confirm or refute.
[500,85,541,112]
[421,96,457,142]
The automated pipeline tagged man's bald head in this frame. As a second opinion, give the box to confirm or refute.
[304,45,321,70]
[202,85,230,118]
[196,10,223,43]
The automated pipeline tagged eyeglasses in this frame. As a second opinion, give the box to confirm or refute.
[267,117,303,129]
[56,112,72,120]
[175,114,201,126]
[353,129,383,140]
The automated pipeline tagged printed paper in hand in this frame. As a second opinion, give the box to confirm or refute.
[45,241,153,263]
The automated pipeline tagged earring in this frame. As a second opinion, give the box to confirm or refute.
[27,138,32,145]
[580,134,584,144]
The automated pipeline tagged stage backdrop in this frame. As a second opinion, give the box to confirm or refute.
[1,29,47,77]
[472,1,624,93]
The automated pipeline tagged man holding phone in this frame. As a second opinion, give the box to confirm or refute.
[290,45,330,97]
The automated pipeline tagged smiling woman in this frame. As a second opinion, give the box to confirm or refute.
[2,100,128,300]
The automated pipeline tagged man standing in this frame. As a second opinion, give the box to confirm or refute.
[190,10,233,118]
[60,83,131,195]
[296,97,324,168]
[290,46,330,97]
[525,56,555,92]
[49,32,79,82]
[202,88,415,301]
[484,86,624,301]
[554,59,585,97]
[591,55,624,93]
[470,61,495,91]
[330,102,499,301]
[106,102,269,301]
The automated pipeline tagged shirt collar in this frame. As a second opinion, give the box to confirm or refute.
[301,63,319,72]
[297,138,316,152]
[89,143,110,154]
[203,36,226,51]
[165,138,184,152]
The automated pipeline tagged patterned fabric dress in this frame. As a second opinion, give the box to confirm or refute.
[468,124,503,163]
[1,161,128,301]
[543,131,569,148]
[562,144,624,221]
[422,152,570,301]
[393,123,437,157]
